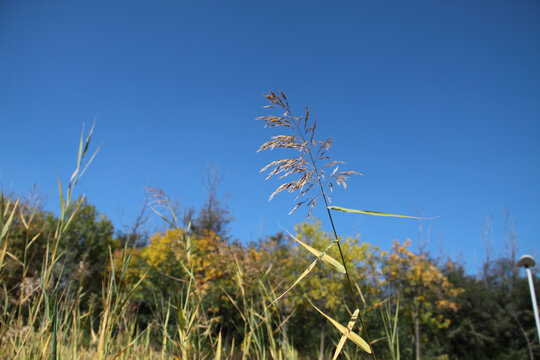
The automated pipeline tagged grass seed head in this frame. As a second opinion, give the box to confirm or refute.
[258,91,361,216]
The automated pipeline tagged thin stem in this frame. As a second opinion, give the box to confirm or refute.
[292,118,377,359]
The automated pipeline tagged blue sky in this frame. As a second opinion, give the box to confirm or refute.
[1,0,539,273]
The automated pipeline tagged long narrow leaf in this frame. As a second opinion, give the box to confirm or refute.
[269,258,318,307]
[57,174,65,219]
[309,299,371,353]
[0,199,18,240]
[76,123,85,170]
[149,206,176,229]
[333,309,360,360]
[269,234,342,308]
[77,142,102,182]
[328,205,430,219]
[283,227,345,273]
[216,330,222,360]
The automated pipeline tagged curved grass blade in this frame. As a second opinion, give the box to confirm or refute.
[268,238,340,308]
[333,308,360,360]
[269,258,318,307]
[0,199,18,240]
[328,206,432,219]
[308,299,371,354]
[282,227,345,273]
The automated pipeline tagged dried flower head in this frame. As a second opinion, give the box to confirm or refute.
[257,91,361,216]
[146,186,171,210]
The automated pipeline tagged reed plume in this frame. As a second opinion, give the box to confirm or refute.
[257,90,361,217]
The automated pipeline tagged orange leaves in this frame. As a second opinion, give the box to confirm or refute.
[383,239,463,334]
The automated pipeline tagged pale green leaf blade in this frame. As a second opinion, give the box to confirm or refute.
[0,199,18,240]
[149,206,176,229]
[2,196,10,217]
[77,142,102,183]
[284,228,345,273]
[269,259,318,307]
[328,206,431,219]
[216,330,222,360]
[392,296,400,345]
[57,174,65,218]
[309,300,371,353]
[177,297,184,330]
[333,309,360,360]
[81,121,95,161]
[77,124,85,170]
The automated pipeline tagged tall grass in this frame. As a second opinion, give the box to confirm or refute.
[0,127,297,359]
[0,125,152,359]
[257,91,424,359]
[257,91,375,359]
[0,94,414,359]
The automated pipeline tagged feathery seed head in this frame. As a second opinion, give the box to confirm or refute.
[258,91,361,216]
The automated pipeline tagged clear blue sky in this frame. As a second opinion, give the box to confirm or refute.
[1,0,539,274]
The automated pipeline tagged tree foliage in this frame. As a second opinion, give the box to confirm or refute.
[382,239,463,359]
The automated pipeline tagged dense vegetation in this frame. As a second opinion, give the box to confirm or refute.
[1,188,538,359]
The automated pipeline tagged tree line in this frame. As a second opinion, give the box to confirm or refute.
[1,190,538,359]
